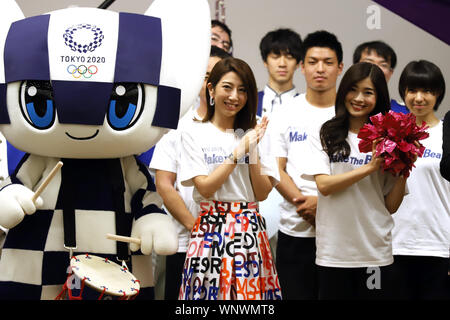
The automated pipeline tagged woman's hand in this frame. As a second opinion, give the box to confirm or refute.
[254,116,269,143]
[367,137,384,173]
[234,116,269,159]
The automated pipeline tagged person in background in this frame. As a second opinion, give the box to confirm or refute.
[392,60,449,300]
[256,27,302,267]
[257,28,302,118]
[269,30,343,299]
[211,20,233,54]
[353,40,409,114]
[150,46,230,299]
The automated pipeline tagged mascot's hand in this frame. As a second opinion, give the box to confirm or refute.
[130,213,178,255]
[0,184,44,229]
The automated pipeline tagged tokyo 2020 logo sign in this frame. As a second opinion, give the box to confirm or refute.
[63,24,104,53]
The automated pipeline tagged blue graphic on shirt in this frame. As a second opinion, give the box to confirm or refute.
[331,153,373,165]
[289,131,308,142]
[422,148,441,159]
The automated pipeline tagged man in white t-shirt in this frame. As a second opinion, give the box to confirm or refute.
[268,30,343,299]
[149,46,230,299]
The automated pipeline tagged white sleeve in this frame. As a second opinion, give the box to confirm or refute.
[149,130,179,174]
[258,132,280,185]
[301,132,331,181]
[267,111,288,159]
[179,130,209,187]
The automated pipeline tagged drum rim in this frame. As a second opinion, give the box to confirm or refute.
[70,254,140,297]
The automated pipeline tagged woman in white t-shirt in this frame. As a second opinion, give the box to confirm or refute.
[392,60,449,299]
[178,57,281,300]
[304,62,410,300]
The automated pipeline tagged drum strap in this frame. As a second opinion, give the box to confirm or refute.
[59,159,132,261]
[106,159,133,262]
[60,159,77,250]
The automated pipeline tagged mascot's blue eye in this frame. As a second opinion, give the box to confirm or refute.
[20,81,56,130]
[26,100,54,129]
[108,100,137,129]
[107,83,144,131]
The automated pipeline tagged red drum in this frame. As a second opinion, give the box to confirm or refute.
[55,254,140,300]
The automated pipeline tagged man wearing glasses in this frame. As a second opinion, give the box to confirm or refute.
[211,20,233,54]
[353,40,409,114]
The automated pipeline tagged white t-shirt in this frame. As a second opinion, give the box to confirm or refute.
[267,93,335,237]
[149,108,201,252]
[393,121,450,258]
[303,131,398,268]
[257,86,298,238]
[179,121,279,203]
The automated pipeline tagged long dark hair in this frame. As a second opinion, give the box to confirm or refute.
[204,57,257,132]
[320,62,390,158]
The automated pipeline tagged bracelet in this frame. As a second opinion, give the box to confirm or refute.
[228,152,238,164]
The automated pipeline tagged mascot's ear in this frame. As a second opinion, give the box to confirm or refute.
[145,0,211,118]
[0,0,25,124]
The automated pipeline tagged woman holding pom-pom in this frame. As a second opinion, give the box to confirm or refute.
[303,62,413,300]
[391,60,449,300]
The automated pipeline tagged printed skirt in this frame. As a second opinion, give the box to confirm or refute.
[178,200,282,300]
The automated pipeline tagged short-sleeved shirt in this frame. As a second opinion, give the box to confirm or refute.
[303,131,398,268]
[267,93,335,237]
[179,121,279,203]
[393,121,450,258]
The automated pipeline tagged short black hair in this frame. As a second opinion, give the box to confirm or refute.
[259,28,302,63]
[399,60,446,111]
[352,41,397,69]
[211,19,233,49]
[210,45,231,59]
[301,30,343,63]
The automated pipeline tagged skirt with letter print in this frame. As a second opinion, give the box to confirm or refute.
[178,200,282,300]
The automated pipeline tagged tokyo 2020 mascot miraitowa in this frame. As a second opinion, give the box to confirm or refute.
[0,0,210,299]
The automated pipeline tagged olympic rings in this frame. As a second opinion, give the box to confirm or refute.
[67,64,98,79]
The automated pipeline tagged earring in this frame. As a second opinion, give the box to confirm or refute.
[209,96,215,106]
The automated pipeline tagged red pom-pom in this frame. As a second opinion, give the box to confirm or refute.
[357,111,429,177]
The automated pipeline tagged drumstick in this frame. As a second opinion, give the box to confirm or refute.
[32,161,63,203]
[106,233,141,245]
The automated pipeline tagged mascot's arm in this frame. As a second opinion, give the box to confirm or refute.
[0,154,46,229]
[122,156,178,255]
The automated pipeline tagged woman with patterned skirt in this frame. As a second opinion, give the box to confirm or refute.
[178,57,281,300]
